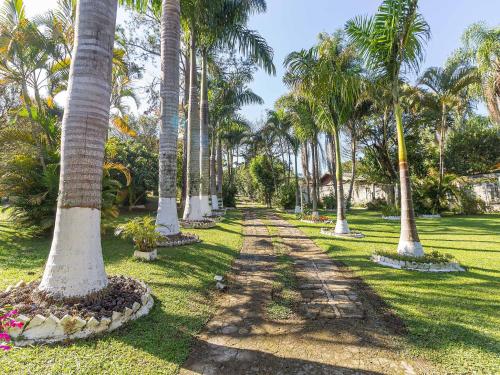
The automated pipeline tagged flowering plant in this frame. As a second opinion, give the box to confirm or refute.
[0,306,24,351]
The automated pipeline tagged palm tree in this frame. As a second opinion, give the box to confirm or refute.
[154,0,182,235]
[462,22,500,125]
[38,0,118,298]
[285,32,362,233]
[346,0,430,256]
[182,24,202,220]
[195,0,274,216]
[418,60,479,209]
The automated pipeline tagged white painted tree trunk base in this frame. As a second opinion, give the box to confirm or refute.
[312,211,319,218]
[199,195,212,217]
[183,196,204,221]
[156,197,180,236]
[397,240,424,257]
[294,206,302,214]
[39,207,108,298]
[211,195,219,210]
[335,219,350,234]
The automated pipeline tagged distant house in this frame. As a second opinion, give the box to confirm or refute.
[468,172,500,212]
[312,172,500,211]
[317,173,392,205]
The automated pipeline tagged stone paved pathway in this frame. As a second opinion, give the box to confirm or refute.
[180,209,434,375]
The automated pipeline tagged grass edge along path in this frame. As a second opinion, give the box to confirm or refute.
[0,210,244,375]
[280,209,500,375]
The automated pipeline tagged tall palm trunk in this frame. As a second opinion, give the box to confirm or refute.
[39,0,117,298]
[294,148,301,213]
[210,129,219,210]
[301,143,311,204]
[328,134,338,201]
[216,135,223,206]
[156,0,181,236]
[310,139,319,217]
[333,126,349,234]
[180,49,190,212]
[183,29,202,220]
[394,100,423,256]
[347,123,357,207]
[436,103,447,212]
[198,50,211,217]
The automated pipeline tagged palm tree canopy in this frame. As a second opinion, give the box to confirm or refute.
[345,0,430,85]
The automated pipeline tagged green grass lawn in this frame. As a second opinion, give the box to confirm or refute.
[282,209,500,374]
[0,209,243,374]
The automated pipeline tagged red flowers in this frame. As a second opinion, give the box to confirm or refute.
[0,307,24,351]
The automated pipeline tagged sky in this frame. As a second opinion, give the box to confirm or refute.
[24,0,500,124]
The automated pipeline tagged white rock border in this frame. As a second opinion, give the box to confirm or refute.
[371,254,465,272]
[180,219,217,229]
[320,228,365,238]
[157,234,200,248]
[382,215,400,221]
[418,214,442,219]
[5,278,154,346]
[300,219,327,224]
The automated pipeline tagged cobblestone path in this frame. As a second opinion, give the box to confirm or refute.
[180,209,434,375]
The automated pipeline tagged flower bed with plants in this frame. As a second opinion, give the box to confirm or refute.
[320,228,365,238]
[298,214,331,224]
[1,306,24,351]
[0,276,154,346]
[371,250,465,272]
[180,219,217,229]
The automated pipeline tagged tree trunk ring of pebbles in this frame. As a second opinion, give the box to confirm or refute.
[0,276,154,346]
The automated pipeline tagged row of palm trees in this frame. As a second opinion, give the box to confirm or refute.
[38,0,274,299]
[261,0,497,258]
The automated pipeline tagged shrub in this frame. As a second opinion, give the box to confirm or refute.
[116,216,164,252]
[366,198,387,210]
[274,182,296,210]
[322,194,336,209]
[381,204,400,217]
[222,180,237,208]
[452,186,486,215]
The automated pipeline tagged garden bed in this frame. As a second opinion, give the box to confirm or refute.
[1,276,154,346]
[320,228,365,238]
[180,219,217,229]
[157,233,200,247]
[371,254,465,272]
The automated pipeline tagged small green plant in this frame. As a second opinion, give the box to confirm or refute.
[374,250,455,264]
[117,216,164,252]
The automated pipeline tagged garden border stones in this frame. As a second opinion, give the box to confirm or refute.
[418,214,442,219]
[5,278,154,346]
[180,219,217,229]
[382,215,400,221]
[320,228,365,238]
[371,254,465,272]
[157,233,200,248]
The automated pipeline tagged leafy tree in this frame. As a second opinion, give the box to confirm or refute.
[250,155,282,207]
[445,115,500,175]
